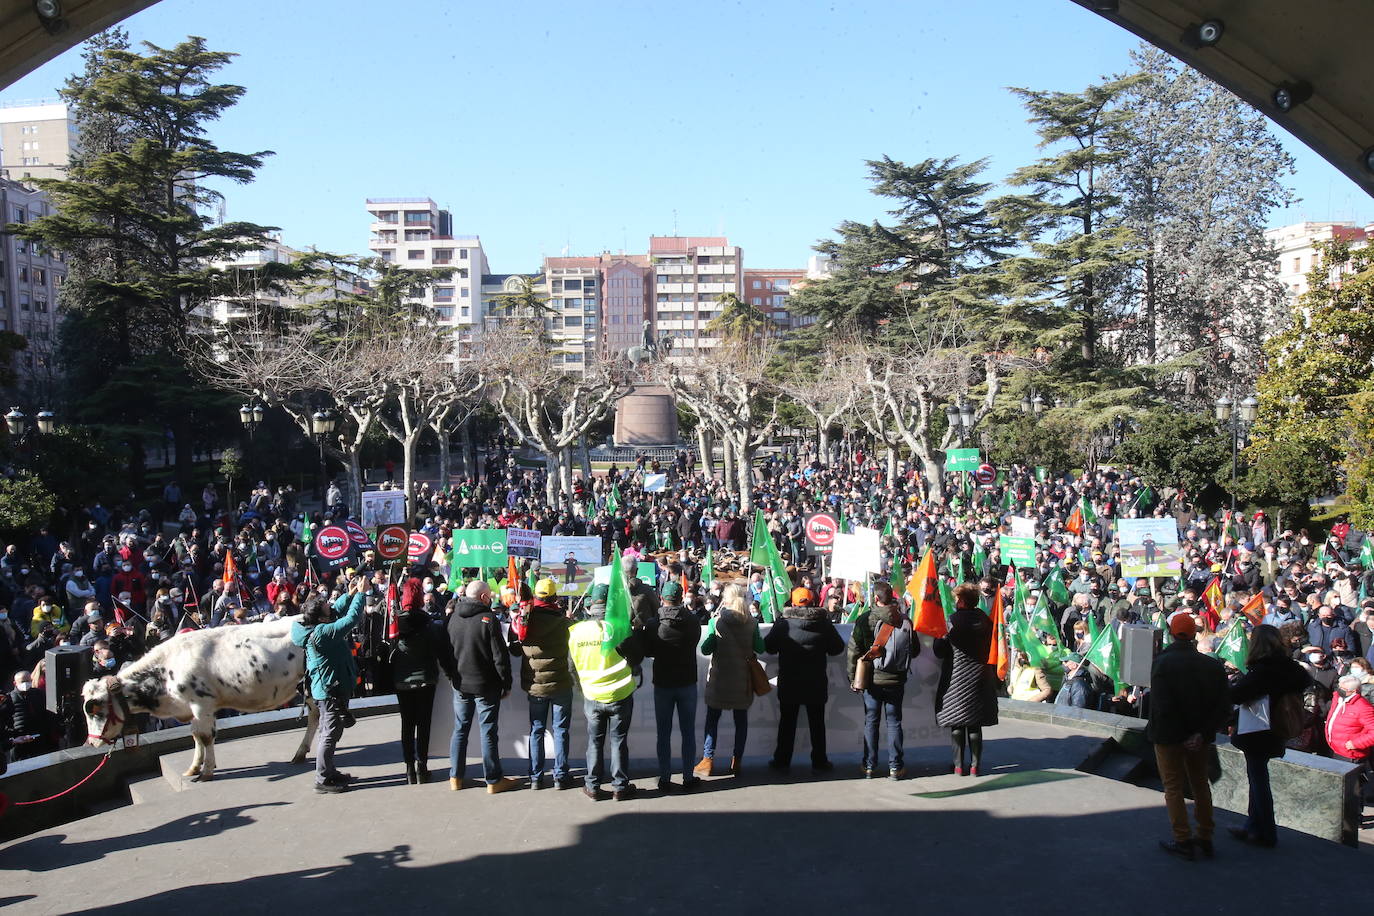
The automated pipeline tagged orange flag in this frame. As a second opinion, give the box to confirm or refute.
[222,549,236,587]
[1065,506,1084,535]
[987,585,1009,680]
[507,554,520,595]
[1239,591,1265,626]
[907,550,947,638]
[1202,576,1225,618]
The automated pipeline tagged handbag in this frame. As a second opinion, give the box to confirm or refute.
[749,656,772,696]
[852,621,894,692]
[1237,695,1271,735]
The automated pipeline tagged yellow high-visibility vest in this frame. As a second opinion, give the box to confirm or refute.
[568,619,634,703]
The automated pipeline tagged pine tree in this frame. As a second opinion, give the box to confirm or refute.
[13,36,277,488]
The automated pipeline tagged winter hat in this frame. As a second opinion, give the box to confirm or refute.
[1168,611,1197,639]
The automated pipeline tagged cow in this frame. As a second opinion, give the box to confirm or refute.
[82,619,319,781]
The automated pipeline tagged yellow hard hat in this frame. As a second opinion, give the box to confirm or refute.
[534,578,559,599]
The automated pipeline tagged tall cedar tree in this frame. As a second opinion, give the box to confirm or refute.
[11,36,276,489]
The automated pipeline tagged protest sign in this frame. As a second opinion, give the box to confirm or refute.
[1117,518,1183,577]
[506,528,542,559]
[450,529,508,570]
[830,528,881,581]
[540,535,602,596]
[946,448,981,472]
[361,490,407,528]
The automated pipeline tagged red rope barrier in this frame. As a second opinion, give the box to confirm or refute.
[0,751,112,817]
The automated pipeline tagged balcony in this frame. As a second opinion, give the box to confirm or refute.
[656,282,690,294]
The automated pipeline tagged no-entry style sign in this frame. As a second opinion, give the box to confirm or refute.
[312,525,352,574]
[407,531,434,562]
[973,463,997,486]
[344,519,375,549]
[375,525,409,562]
[805,512,839,555]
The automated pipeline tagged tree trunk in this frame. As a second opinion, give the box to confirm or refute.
[887,447,898,482]
[920,453,945,502]
[578,433,592,483]
[697,425,714,479]
[736,437,755,513]
[559,448,574,504]
[544,451,559,505]
[464,416,479,481]
[818,427,830,466]
[436,428,451,492]
[1144,248,1157,362]
[347,451,364,518]
[722,436,737,497]
[402,432,419,523]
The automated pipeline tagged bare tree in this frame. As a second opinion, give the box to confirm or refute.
[481,327,630,504]
[777,345,862,461]
[657,339,778,512]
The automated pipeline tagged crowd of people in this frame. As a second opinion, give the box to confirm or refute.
[1,442,1371,851]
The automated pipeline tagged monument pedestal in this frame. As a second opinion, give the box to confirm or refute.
[613,384,678,446]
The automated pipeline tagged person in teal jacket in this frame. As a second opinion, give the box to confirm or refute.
[292,576,367,794]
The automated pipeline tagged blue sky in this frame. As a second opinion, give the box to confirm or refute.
[3,0,1371,272]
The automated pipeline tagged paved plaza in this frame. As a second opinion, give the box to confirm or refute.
[2,714,1369,915]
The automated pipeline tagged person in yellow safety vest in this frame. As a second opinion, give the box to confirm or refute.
[568,599,645,802]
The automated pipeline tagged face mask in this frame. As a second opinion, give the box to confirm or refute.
[0,612,6,621]
[16,682,29,692]
[74,570,84,578]
[423,584,434,593]
[122,565,132,572]
[1308,653,1324,664]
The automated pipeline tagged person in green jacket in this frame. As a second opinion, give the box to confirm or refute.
[292,576,367,794]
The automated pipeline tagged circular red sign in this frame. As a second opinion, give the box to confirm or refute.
[376,525,408,561]
[344,519,373,546]
[406,531,433,559]
[314,526,350,561]
[974,463,996,485]
[806,513,838,546]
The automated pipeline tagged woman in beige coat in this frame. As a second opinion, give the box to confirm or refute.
[694,584,764,776]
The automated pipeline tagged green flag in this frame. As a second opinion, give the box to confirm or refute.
[1131,485,1155,512]
[971,543,987,576]
[1002,487,1016,511]
[1083,621,1122,687]
[882,517,893,539]
[603,546,632,650]
[448,554,464,594]
[938,577,956,619]
[606,483,621,517]
[701,546,715,586]
[1045,567,1071,607]
[749,510,789,623]
[301,518,314,546]
[890,557,905,598]
[1081,496,1098,526]
[1216,620,1249,673]
[1359,538,1374,570]
[1315,542,1327,569]
[1035,466,1048,482]
[1029,589,1058,639]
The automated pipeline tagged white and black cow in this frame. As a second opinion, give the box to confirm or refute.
[82,619,319,781]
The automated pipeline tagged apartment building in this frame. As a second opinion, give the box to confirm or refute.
[540,256,601,372]
[204,234,362,329]
[601,255,651,359]
[366,197,489,359]
[648,235,742,357]
[0,100,76,182]
[0,176,66,389]
[1265,220,1372,304]
[743,268,813,332]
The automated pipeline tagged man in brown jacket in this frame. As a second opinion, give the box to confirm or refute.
[508,579,574,789]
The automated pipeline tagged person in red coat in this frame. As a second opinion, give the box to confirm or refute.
[1325,675,1374,762]
[265,571,296,606]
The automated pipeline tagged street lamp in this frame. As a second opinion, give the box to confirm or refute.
[1215,392,1258,515]
[311,408,337,504]
[5,407,56,440]
[239,402,265,438]
[945,400,977,443]
[1020,393,1046,415]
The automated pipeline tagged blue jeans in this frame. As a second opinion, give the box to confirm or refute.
[527,690,573,782]
[862,684,904,772]
[585,696,633,791]
[1243,749,1276,843]
[654,684,698,780]
[450,691,503,784]
[702,705,748,760]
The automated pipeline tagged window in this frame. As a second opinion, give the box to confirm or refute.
[407,250,424,260]
[752,297,761,306]
[1292,257,1301,273]
[752,280,761,289]
[458,268,468,279]
[34,269,45,286]
[19,293,30,312]
[35,298,47,313]
[460,306,470,318]
[564,278,582,290]
[403,211,430,225]
[564,352,583,364]
[434,287,454,301]
[434,306,453,320]
[564,315,583,328]
[404,230,430,241]
[773,296,786,308]
[460,288,469,298]
[775,279,791,290]
[433,249,453,263]
[18,267,28,283]
[12,208,25,223]
[378,249,395,262]
[21,157,38,166]
[564,298,582,309]
[459,249,469,259]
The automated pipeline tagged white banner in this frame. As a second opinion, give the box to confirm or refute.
[1009,515,1036,539]
[830,528,881,580]
[506,527,541,558]
[360,489,406,527]
[644,473,667,492]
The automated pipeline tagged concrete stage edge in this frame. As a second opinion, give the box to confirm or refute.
[2,712,1372,916]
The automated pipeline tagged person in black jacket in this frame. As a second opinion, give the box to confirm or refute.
[765,591,844,773]
[1228,624,1310,848]
[1147,612,1230,861]
[443,581,519,794]
[935,583,998,776]
[642,582,702,791]
[392,604,453,785]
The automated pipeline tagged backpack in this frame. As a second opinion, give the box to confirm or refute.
[873,621,914,674]
[1272,690,1305,743]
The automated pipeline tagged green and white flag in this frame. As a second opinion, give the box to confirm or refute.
[606,483,621,516]
[1083,621,1122,689]
[603,546,632,651]
[749,510,790,623]
[1216,620,1249,673]
[701,546,715,585]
